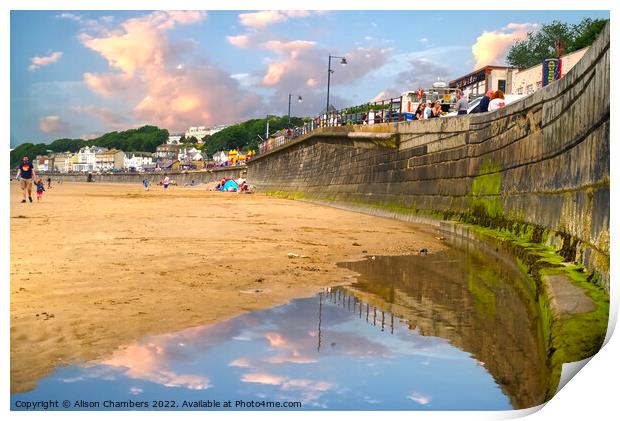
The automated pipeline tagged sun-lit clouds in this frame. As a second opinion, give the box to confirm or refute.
[79,10,261,131]
[38,115,70,134]
[471,22,539,69]
[28,51,63,71]
[101,342,211,390]
[57,12,114,36]
[239,11,287,28]
[83,72,137,97]
[227,34,251,48]
[253,35,392,114]
[229,358,251,368]
[79,12,207,76]
[241,372,286,385]
[238,10,319,29]
[73,105,127,127]
[241,371,334,404]
[407,392,431,406]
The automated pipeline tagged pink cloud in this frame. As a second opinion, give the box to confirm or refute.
[227,34,251,48]
[228,358,251,368]
[83,72,138,98]
[237,10,322,29]
[79,11,261,131]
[101,342,211,390]
[28,51,63,71]
[407,392,431,405]
[73,105,127,127]
[38,115,70,134]
[241,372,286,386]
[239,11,287,28]
[471,22,538,69]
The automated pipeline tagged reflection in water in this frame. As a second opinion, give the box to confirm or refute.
[338,235,550,409]
[11,237,548,410]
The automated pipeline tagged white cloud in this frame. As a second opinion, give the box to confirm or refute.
[471,22,539,69]
[38,115,70,134]
[28,51,63,71]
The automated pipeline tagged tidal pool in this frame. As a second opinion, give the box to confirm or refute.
[11,236,549,411]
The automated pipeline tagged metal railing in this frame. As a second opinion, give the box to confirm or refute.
[258,96,420,155]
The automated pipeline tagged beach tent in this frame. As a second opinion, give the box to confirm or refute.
[219,179,239,192]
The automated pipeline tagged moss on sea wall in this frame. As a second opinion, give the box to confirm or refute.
[265,188,609,403]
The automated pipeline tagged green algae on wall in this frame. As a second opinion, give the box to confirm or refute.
[468,159,503,223]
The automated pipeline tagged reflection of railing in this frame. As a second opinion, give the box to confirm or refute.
[258,96,413,156]
[320,287,400,338]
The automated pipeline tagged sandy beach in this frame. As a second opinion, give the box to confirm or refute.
[10,181,445,393]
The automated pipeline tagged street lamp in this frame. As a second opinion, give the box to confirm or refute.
[288,94,303,126]
[326,54,347,115]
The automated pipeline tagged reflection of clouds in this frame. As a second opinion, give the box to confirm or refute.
[241,372,286,386]
[241,372,334,404]
[407,392,431,406]
[101,343,211,390]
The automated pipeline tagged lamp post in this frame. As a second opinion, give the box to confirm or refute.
[288,94,303,126]
[326,54,347,116]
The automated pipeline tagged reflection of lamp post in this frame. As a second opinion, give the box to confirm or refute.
[326,54,347,115]
[288,94,303,126]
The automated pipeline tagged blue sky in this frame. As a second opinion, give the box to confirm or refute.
[10,10,610,147]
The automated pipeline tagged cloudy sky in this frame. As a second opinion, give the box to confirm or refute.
[10,9,609,146]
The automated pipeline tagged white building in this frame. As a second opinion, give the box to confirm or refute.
[73,146,106,172]
[167,134,183,145]
[212,151,228,165]
[34,155,50,172]
[510,47,589,95]
[184,125,229,142]
[52,152,74,173]
[124,152,154,171]
[178,146,204,162]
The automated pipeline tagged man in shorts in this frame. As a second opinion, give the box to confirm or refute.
[16,156,37,203]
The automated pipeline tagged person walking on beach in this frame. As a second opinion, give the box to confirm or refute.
[16,156,36,203]
[35,179,46,202]
[143,178,150,191]
[162,175,170,192]
[46,177,52,189]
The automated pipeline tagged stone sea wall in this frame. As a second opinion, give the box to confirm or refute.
[43,166,245,186]
[247,24,610,289]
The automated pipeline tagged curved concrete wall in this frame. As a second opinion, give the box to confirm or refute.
[248,25,610,288]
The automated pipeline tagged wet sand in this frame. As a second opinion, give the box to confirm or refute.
[10,181,445,393]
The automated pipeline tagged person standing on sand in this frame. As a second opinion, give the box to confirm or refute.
[143,178,150,191]
[163,175,170,192]
[35,179,46,202]
[46,177,52,189]
[16,156,36,203]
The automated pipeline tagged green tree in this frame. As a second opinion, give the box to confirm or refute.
[506,18,608,68]
[10,125,169,168]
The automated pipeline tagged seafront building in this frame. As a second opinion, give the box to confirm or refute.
[178,146,204,162]
[124,152,154,172]
[449,47,589,97]
[167,134,183,145]
[212,151,228,165]
[95,149,125,171]
[510,47,588,95]
[184,125,228,142]
[34,155,50,172]
[154,143,180,161]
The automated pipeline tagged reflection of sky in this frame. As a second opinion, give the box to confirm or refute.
[11,293,511,410]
